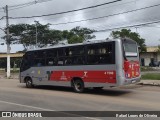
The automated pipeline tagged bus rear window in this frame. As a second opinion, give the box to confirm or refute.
[123,40,138,57]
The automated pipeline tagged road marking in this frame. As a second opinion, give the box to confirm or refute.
[0,100,101,120]
[0,100,54,111]
[85,117,101,120]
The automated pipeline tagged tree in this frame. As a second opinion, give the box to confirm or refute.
[68,35,83,44]
[2,23,96,49]
[4,22,63,49]
[68,26,96,44]
[111,29,146,52]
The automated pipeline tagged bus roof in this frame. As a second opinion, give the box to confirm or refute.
[27,38,134,52]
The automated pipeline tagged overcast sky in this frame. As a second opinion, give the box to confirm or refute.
[0,0,160,52]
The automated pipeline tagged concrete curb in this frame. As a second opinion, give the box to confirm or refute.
[137,80,160,87]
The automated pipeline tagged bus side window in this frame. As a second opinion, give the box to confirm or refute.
[57,48,64,66]
[32,50,46,67]
[74,57,85,65]
[65,58,72,65]
[37,58,45,67]
[64,46,85,65]
[58,49,64,57]
[58,57,64,66]
[46,49,58,66]
[23,60,29,70]
[98,44,111,64]
[37,63,42,67]
[99,43,114,64]
[87,45,99,64]
[46,58,57,66]
[20,53,32,71]
[86,42,115,65]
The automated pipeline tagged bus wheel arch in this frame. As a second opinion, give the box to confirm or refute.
[71,77,85,93]
[24,76,34,88]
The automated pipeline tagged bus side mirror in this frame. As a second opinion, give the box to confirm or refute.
[124,60,130,72]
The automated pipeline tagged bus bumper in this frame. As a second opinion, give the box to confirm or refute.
[124,77,141,85]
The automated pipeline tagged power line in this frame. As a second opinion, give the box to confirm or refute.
[0,16,5,20]
[0,0,54,12]
[8,0,54,11]
[91,15,160,30]
[8,3,35,11]
[142,26,160,28]
[9,0,36,8]
[95,20,160,32]
[9,0,123,19]
[48,3,160,26]
[42,0,137,21]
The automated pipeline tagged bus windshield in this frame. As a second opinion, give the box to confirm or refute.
[123,39,138,57]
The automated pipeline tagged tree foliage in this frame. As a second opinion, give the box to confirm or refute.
[70,26,95,39]
[8,22,61,48]
[68,26,96,44]
[68,35,83,44]
[2,23,96,49]
[111,29,146,52]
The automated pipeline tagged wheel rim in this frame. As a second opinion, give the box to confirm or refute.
[75,82,82,91]
[26,80,32,87]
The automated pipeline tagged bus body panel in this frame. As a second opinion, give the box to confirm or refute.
[20,38,141,89]
[20,64,117,87]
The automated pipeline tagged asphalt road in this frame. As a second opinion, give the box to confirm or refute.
[0,78,160,120]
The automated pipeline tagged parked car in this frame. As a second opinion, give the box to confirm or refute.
[149,61,160,67]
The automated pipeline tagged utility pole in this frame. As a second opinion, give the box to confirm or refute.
[34,21,38,48]
[135,27,138,33]
[6,5,10,78]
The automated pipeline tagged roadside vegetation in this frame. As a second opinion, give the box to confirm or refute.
[141,66,158,72]
[142,73,160,80]
[0,69,19,73]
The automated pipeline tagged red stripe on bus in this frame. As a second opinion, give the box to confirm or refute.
[49,71,116,83]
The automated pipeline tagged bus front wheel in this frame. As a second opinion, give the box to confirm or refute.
[25,78,34,88]
[73,79,84,93]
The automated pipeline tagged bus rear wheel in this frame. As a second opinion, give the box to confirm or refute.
[73,79,84,93]
[25,78,34,88]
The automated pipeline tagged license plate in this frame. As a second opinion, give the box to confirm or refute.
[131,80,136,83]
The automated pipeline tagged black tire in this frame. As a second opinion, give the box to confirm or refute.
[72,79,84,93]
[25,78,34,88]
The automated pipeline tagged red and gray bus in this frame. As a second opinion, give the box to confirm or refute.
[20,38,141,92]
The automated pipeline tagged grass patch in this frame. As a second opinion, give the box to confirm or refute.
[11,70,19,73]
[142,73,160,80]
[141,66,157,72]
[0,68,20,73]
